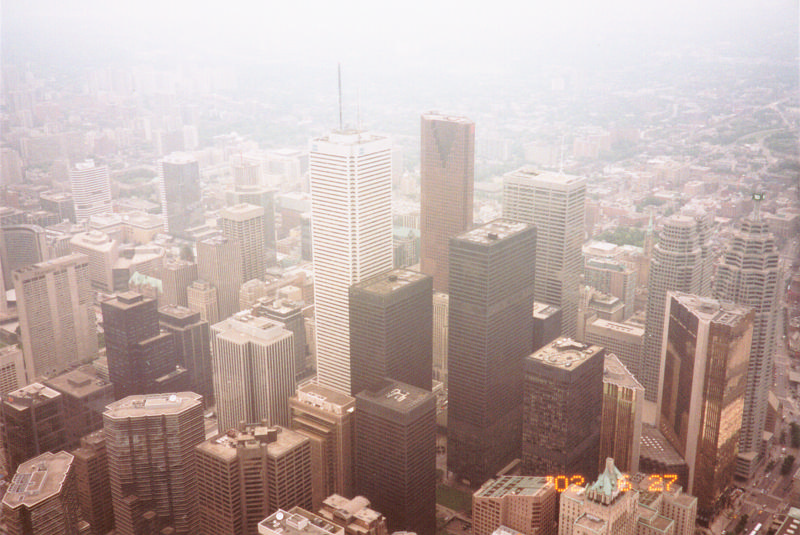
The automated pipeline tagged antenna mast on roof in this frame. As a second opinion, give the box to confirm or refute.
[338,63,343,131]
[559,134,565,174]
[357,88,361,131]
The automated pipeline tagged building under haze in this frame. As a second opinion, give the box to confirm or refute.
[103,392,205,535]
[211,313,295,432]
[522,339,604,482]
[447,219,536,486]
[355,380,436,535]
[2,451,82,535]
[160,304,214,404]
[309,130,393,394]
[0,224,48,288]
[70,159,112,222]
[197,236,243,320]
[658,293,752,516]
[220,203,267,282]
[226,184,277,266]
[158,152,204,237]
[599,353,643,474]
[14,253,97,381]
[419,113,475,292]
[472,476,557,535]
[349,268,432,396]
[290,383,355,509]
[161,258,198,307]
[642,214,712,406]
[713,197,782,478]
[503,168,585,339]
[71,430,114,535]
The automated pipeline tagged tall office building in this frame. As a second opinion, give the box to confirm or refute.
[355,380,436,535]
[584,257,637,320]
[220,203,267,282]
[14,253,97,381]
[160,305,214,404]
[522,339,604,482]
[196,424,313,535]
[0,345,26,398]
[256,299,308,379]
[232,157,262,186]
[584,318,644,378]
[309,130,393,394]
[104,392,205,535]
[2,451,82,535]
[0,224,48,287]
[197,236,243,320]
[158,152,204,237]
[102,292,187,400]
[447,220,536,485]
[226,185,278,265]
[43,365,114,449]
[70,159,112,222]
[72,430,114,535]
[503,167,586,339]
[349,269,433,396]
[69,230,118,292]
[599,353,643,474]
[187,279,220,324]
[161,258,198,307]
[290,383,355,509]
[658,293,752,515]
[713,198,782,478]
[472,476,557,535]
[419,113,475,292]
[642,214,712,404]
[211,313,295,432]
[1,383,67,475]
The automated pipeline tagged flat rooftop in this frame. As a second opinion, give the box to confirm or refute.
[199,425,308,460]
[504,167,586,188]
[259,508,341,535]
[159,304,198,320]
[475,475,554,498]
[321,494,381,525]
[573,513,606,533]
[2,451,74,510]
[421,112,474,124]
[351,269,430,296]
[533,302,560,319]
[295,383,355,411]
[212,313,290,344]
[588,318,644,338]
[456,219,532,245]
[527,338,604,371]
[5,383,61,410]
[356,379,434,415]
[671,292,751,327]
[44,365,112,399]
[104,392,202,419]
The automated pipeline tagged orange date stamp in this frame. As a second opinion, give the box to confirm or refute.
[545,473,678,492]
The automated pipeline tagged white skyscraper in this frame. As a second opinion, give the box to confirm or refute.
[714,196,782,479]
[503,167,586,339]
[70,160,112,222]
[309,130,393,394]
[211,313,296,433]
[13,253,98,382]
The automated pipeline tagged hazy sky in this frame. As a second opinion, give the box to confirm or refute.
[4,0,797,74]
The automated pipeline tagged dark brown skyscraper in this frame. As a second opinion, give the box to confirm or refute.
[420,113,474,292]
[349,268,433,396]
[447,219,536,486]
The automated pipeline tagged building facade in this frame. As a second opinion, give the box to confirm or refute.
[310,130,393,394]
[160,305,214,405]
[70,160,112,222]
[220,203,267,283]
[103,392,205,535]
[161,258,198,307]
[211,313,295,432]
[600,354,644,474]
[197,236,243,321]
[503,168,586,339]
[158,152,204,237]
[419,113,475,292]
[349,268,433,396]
[472,476,557,535]
[448,220,536,485]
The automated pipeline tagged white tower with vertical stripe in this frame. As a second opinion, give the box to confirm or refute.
[309,130,393,394]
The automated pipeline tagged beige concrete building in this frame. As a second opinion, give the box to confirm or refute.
[290,384,355,509]
[472,476,557,535]
[69,229,117,291]
[220,203,267,283]
[318,494,389,535]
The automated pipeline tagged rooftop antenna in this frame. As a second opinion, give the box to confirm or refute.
[752,192,764,221]
[338,63,343,131]
[559,134,566,174]
[357,87,361,131]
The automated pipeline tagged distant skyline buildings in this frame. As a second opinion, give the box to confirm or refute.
[70,159,112,222]
[309,130,393,394]
[420,112,475,293]
[502,167,586,339]
[158,152,204,237]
